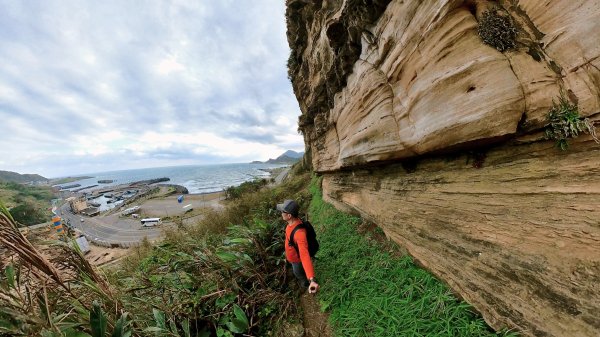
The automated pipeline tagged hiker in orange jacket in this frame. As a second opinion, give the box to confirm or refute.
[277,199,319,293]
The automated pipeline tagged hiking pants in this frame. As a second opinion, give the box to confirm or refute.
[291,262,309,288]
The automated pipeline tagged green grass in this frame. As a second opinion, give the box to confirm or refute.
[544,94,599,150]
[0,182,55,225]
[309,177,518,337]
[224,178,270,200]
[2,166,522,336]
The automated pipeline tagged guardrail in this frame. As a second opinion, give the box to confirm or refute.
[83,235,152,248]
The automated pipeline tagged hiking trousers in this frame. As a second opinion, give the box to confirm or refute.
[291,262,309,288]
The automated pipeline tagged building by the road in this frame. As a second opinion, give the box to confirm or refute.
[66,197,88,214]
[81,207,100,216]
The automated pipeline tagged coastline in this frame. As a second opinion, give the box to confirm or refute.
[54,162,283,194]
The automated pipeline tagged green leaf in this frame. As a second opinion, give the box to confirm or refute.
[181,318,191,337]
[225,318,248,334]
[227,238,252,245]
[216,327,233,337]
[90,301,107,337]
[40,330,57,337]
[152,308,166,330]
[111,312,129,337]
[168,320,180,336]
[232,304,249,327]
[4,264,15,289]
[37,293,50,322]
[320,299,330,311]
[142,327,165,333]
[215,293,236,308]
[216,251,237,263]
[240,253,254,264]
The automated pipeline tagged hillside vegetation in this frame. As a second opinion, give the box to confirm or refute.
[1,165,516,336]
[0,170,47,183]
[0,181,54,225]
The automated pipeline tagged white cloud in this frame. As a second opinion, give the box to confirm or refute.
[0,0,303,177]
[156,56,185,75]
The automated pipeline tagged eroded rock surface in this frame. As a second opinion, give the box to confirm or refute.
[286,0,600,336]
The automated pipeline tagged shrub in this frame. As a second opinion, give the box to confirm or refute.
[544,94,599,150]
[9,202,48,226]
[1,168,312,336]
[478,9,517,52]
[287,51,298,81]
[0,204,125,336]
[109,170,311,336]
[225,178,269,200]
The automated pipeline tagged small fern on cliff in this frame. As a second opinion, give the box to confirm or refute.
[544,94,599,150]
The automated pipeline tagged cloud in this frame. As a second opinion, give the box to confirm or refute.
[0,0,303,177]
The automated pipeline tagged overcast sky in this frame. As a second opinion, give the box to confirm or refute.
[0,0,304,178]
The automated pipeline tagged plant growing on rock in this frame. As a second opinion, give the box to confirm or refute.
[544,94,599,150]
[478,8,517,52]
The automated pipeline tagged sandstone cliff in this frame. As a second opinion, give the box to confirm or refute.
[286,1,600,336]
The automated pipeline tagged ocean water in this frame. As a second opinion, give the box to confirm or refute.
[54,163,288,194]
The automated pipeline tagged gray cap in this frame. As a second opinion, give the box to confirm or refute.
[276,199,299,216]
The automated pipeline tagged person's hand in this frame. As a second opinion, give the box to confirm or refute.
[308,280,319,294]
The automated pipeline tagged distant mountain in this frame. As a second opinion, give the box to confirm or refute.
[0,170,48,183]
[280,150,304,159]
[265,155,297,164]
[252,150,304,164]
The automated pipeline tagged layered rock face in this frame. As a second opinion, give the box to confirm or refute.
[286,0,600,336]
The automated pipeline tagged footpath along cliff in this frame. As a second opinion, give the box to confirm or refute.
[285,1,600,336]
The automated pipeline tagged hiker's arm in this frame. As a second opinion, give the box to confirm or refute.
[295,230,315,279]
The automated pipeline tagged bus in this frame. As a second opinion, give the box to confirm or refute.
[140,218,161,227]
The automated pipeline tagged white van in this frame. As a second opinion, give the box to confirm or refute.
[140,218,161,227]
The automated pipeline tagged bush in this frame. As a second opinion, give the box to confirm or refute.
[2,182,54,201]
[1,168,312,336]
[478,9,517,52]
[225,178,269,200]
[9,202,48,226]
[109,170,311,336]
[544,94,599,150]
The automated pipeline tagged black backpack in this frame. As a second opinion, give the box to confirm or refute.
[288,220,319,257]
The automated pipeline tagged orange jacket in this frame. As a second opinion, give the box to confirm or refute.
[285,219,315,279]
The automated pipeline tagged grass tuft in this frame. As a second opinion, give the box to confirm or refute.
[544,94,599,150]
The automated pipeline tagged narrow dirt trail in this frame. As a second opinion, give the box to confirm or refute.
[300,292,333,337]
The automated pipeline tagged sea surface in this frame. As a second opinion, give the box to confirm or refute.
[54,163,288,194]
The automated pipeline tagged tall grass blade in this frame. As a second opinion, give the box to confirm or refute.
[90,301,107,337]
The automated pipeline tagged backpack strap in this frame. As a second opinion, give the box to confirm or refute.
[288,222,306,253]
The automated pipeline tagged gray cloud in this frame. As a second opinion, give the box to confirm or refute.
[0,0,303,177]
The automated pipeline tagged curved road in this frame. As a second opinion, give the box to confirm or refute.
[58,203,163,244]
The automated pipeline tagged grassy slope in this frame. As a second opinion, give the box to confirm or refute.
[1,167,522,336]
[309,177,517,337]
[49,176,94,185]
[0,170,47,183]
[106,171,313,336]
[0,182,55,225]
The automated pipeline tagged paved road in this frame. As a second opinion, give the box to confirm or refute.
[56,192,224,244]
[274,167,291,184]
[58,203,163,244]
